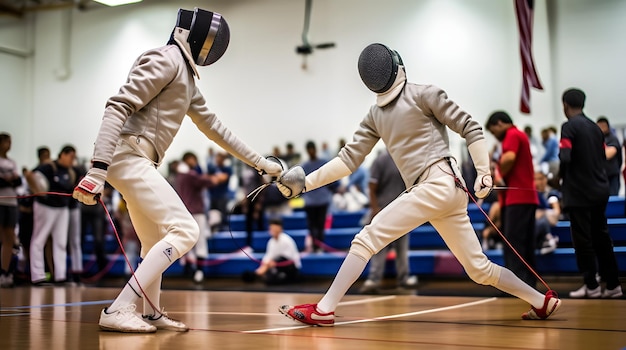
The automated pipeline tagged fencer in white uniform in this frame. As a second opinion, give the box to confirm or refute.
[278,43,561,326]
[73,8,283,333]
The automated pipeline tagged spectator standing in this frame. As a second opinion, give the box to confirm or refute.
[559,88,622,298]
[68,162,86,283]
[81,184,109,273]
[175,151,214,282]
[301,140,338,253]
[359,149,417,293]
[26,145,77,284]
[282,142,301,168]
[240,164,267,251]
[539,126,560,188]
[596,116,622,196]
[486,111,538,288]
[524,125,542,166]
[207,151,232,231]
[320,141,333,161]
[16,146,52,281]
[0,133,22,287]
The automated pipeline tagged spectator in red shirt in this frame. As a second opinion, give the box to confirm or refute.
[486,111,539,288]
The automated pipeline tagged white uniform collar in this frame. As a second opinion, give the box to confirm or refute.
[376,67,406,107]
[173,27,200,79]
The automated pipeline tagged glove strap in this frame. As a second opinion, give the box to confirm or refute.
[92,161,109,171]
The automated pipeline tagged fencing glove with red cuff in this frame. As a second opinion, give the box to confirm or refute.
[73,167,107,205]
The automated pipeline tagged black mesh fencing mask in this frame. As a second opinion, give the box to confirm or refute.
[167,9,193,45]
[188,8,230,66]
[358,43,404,93]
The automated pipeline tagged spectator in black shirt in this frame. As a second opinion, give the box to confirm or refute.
[596,116,622,196]
[25,145,76,284]
[559,88,622,299]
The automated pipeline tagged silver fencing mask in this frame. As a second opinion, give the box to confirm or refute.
[188,8,230,66]
[358,43,404,93]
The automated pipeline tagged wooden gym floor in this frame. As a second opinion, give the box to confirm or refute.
[1,276,625,350]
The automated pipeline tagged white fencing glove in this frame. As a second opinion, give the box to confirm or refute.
[467,139,493,199]
[304,157,352,192]
[277,166,306,199]
[255,156,284,178]
[73,166,107,205]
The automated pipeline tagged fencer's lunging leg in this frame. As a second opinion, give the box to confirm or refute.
[431,214,545,308]
[317,252,369,313]
[108,241,180,312]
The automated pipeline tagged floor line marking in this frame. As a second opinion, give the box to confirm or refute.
[335,297,497,326]
[175,296,397,317]
[244,297,497,333]
[3,299,113,310]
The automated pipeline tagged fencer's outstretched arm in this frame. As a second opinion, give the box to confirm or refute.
[304,157,352,192]
[188,89,282,176]
[277,157,351,199]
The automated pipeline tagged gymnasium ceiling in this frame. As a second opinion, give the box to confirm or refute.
[0,0,121,17]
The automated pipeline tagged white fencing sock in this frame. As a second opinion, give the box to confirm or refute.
[317,253,368,313]
[108,241,179,313]
[143,275,162,316]
[495,267,545,308]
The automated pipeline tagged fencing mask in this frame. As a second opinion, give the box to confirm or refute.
[188,8,230,67]
[358,43,407,107]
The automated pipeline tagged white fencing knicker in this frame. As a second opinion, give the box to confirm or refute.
[106,136,199,259]
[350,158,502,286]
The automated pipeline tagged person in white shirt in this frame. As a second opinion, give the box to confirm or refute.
[255,218,301,285]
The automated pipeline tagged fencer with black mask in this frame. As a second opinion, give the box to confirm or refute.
[73,8,283,333]
[277,43,561,325]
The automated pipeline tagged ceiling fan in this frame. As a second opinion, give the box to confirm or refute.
[296,0,336,69]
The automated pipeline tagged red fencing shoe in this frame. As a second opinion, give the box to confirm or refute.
[522,290,561,320]
[279,304,335,326]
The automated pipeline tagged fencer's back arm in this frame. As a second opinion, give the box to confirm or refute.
[92,47,182,166]
[418,85,484,146]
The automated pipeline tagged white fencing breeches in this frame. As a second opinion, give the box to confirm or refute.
[107,141,199,258]
[350,159,501,286]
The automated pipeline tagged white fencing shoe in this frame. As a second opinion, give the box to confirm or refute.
[99,304,156,333]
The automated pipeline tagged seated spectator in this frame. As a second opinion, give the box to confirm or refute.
[534,170,561,255]
[539,126,560,188]
[243,218,301,285]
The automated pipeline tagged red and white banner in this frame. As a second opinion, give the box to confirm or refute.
[515,0,543,114]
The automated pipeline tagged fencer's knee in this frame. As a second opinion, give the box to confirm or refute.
[465,260,501,286]
[163,218,200,256]
[349,235,376,261]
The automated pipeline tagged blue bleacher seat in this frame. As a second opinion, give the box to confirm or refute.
[82,197,626,278]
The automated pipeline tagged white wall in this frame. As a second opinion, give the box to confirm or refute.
[0,0,624,172]
[549,0,626,125]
